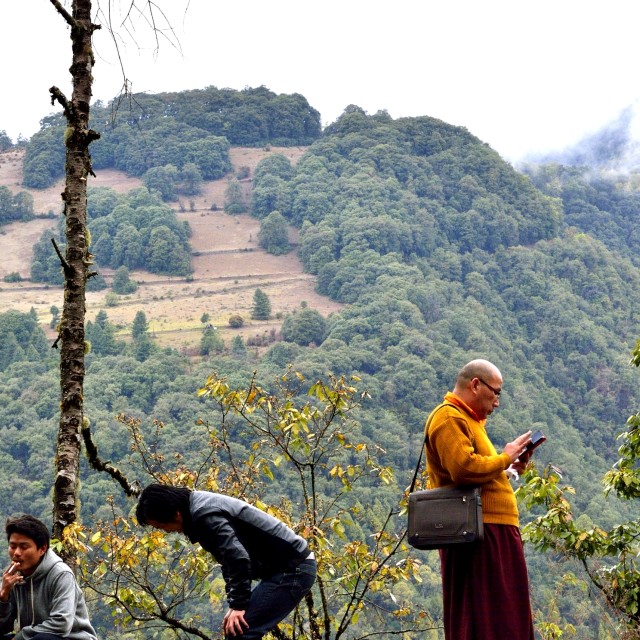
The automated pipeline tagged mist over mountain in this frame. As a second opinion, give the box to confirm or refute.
[525,105,640,171]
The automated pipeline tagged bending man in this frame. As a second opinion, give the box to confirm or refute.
[136,484,316,639]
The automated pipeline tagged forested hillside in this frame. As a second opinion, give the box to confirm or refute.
[22,85,321,188]
[30,187,193,285]
[1,92,640,638]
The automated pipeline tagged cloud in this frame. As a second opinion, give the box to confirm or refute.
[525,104,640,172]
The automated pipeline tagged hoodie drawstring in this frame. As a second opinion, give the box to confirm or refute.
[14,581,35,630]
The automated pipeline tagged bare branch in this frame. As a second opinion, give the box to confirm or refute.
[81,422,141,497]
[49,86,72,119]
[93,0,187,113]
[49,0,76,27]
[124,1,186,57]
[51,237,72,276]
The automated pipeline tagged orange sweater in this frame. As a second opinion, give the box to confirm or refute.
[424,392,519,527]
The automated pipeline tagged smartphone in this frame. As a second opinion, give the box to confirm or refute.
[524,430,546,453]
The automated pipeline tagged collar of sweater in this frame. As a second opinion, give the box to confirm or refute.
[443,391,484,423]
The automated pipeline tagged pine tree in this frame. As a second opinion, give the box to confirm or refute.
[131,311,149,339]
[231,335,247,357]
[251,288,272,320]
[86,311,121,356]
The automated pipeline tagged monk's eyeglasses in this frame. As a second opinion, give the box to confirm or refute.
[478,378,502,397]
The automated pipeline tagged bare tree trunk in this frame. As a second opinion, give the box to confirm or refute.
[47,0,179,569]
[49,0,100,570]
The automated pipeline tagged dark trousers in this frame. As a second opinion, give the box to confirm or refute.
[440,524,535,640]
[227,558,317,639]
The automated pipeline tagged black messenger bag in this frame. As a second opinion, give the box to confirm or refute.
[407,485,483,550]
[407,404,484,550]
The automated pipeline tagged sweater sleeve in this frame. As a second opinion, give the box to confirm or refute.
[431,413,511,485]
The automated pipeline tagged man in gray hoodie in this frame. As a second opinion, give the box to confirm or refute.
[0,515,97,640]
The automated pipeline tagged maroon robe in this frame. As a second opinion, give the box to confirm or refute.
[440,524,535,640]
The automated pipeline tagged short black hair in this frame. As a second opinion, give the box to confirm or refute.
[6,515,50,549]
[136,484,192,526]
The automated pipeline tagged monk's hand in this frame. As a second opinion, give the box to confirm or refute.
[504,431,532,463]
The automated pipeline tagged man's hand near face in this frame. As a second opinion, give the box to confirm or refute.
[0,563,23,602]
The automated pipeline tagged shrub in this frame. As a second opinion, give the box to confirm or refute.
[105,292,119,307]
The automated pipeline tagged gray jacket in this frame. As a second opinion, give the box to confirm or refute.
[0,549,97,640]
[185,491,310,609]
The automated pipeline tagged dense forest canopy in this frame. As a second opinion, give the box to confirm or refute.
[30,187,192,284]
[2,92,640,638]
[21,85,321,189]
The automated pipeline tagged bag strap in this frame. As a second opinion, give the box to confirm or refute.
[409,403,458,493]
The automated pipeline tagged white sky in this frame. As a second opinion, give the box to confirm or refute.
[2,0,640,161]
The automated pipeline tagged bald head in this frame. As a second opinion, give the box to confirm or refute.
[455,359,501,388]
[452,359,502,419]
